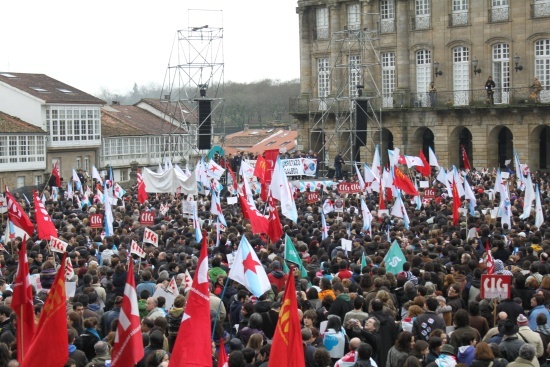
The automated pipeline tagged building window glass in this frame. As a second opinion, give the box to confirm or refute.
[415,0,431,29]
[16,176,25,189]
[0,135,45,165]
[349,55,362,98]
[535,39,550,101]
[46,106,101,145]
[416,50,432,106]
[380,0,395,33]
[347,4,361,30]
[317,58,330,98]
[451,0,468,25]
[491,0,509,22]
[453,46,470,106]
[492,43,510,104]
[316,8,329,40]
[35,175,43,186]
[382,52,396,108]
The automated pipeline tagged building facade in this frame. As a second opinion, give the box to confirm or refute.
[291,0,550,173]
[0,73,104,188]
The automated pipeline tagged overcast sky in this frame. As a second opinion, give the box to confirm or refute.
[0,1,300,96]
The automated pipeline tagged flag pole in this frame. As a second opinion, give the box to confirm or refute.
[212,276,231,339]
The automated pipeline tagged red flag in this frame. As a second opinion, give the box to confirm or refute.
[33,190,57,240]
[263,149,280,183]
[254,155,268,184]
[452,180,461,226]
[397,155,407,165]
[21,253,68,367]
[267,267,305,367]
[486,241,494,274]
[218,338,228,367]
[267,195,283,243]
[171,237,212,367]
[461,145,471,171]
[111,263,144,367]
[12,236,35,362]
[238,194,269,234]
[137,169,148,204]
[417,150,431,177]
[5,189,34,236]
[393,167,419,196]
[51,161,61,187]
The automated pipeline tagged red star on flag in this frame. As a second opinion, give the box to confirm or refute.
[243,252,260,274]
[210,165,220,172]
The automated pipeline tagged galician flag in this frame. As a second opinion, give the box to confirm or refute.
[383,240,406,274]
[228,236,271,297]
[284,235,307,278]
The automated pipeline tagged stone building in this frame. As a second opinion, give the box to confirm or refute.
[291,0,550,175]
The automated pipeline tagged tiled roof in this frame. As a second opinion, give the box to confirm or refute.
[0,111,46,134]
[136,98,197,124]
[101,104,188,137]
[0,72,105,104]
[223,129,297,156]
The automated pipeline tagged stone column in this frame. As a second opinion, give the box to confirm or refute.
[396,0,410,96]
[298,6,312,95]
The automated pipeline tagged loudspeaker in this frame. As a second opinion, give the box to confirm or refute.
[355,100,368,145]
[198,100,212,150]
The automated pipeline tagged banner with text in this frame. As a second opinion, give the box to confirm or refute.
[246,158,317,177]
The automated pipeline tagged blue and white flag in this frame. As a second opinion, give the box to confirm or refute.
[113,183,126,199]
[228,236,271,297]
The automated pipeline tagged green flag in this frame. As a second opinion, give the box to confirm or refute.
[383,240,406,274]
[284,235,308,278]
[361,252,367,271]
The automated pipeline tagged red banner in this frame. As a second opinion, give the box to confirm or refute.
[306,192,319,204]
[423,188,436,198]
[337,182,362,194]
[89,214,104,229]
[140,211,154,225]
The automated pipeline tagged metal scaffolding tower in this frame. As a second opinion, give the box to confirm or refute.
[159,10,225,161]
[307,26,383,176]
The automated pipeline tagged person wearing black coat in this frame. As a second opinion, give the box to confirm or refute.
[328,283,353,322]
[369,299,397,367]
[496,298,524,325]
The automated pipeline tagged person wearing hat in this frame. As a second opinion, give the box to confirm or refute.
[499,319,525,362]
[425,343,456,367]
[516,314,544,359]
[267,260,288,294]
[227,338,244,353]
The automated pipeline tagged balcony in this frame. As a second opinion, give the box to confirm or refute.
[449,11,469,26]
[289,87,549,115]
[411,15,430,30]
[489,7,509,23]
[532,1,550,18]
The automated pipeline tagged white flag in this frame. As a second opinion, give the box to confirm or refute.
[206,160,225,180]
[269,157,298,223]
[429,147,439,167]
[361,198,372,231]
[143,228,159,247]
[183,269,193,292]
[130,240,146,258]
[92,165,103,183]
[50,236,68,253]
[536,184,545,228]
[521,173,535,220]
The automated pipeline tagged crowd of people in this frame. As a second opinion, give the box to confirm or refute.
[1,165,550,367]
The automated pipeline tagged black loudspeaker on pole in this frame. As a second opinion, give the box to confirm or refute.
[354,99,369,162]
[198,100,212,150]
